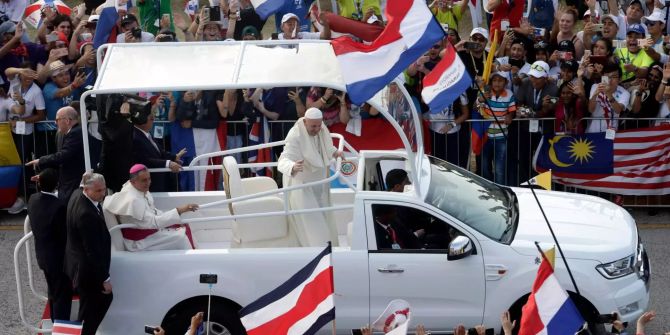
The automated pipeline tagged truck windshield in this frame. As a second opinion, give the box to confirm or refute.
[425,157,517,243]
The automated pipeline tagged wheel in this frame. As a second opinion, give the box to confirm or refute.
[162,297,247,335]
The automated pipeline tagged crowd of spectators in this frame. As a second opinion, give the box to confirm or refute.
[2,0,670,213]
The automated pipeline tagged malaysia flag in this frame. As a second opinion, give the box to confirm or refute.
[518,247,584,335]
[239,243,335,335]
[52,320,83,335]
[331,0,444,105]
[421,43,471,113]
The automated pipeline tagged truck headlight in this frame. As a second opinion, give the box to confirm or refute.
[596,255,635,279]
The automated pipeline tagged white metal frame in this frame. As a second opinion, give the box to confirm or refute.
[16,40,427,333]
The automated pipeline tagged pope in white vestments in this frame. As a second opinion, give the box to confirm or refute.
[278,108,342,247]
[104,164,199,251]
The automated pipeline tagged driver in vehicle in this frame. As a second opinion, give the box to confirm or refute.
[103,164,199,251]
[373,205,422,250]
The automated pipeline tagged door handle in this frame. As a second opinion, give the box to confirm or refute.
[377,267,404,273]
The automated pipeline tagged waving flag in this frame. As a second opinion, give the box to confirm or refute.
[371,300,411,335]
[240,243,335,335]
[331,0,444,105]
[519,247,584,335]
[93,0,129,48]
[52,320,83,335]
[421,43,471,113]
[248,116,273,177]
[249,0,285,20]
[0,124,21,208]
[534,125,670,195]
[470,107,490,155]
[468,0,483,27]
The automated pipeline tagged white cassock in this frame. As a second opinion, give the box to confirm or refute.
[104,182,192,251]
[278,118,340,247]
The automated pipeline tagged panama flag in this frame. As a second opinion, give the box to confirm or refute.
[52,320,82,335]
[331,0,445,105]
[93,0,131,48]
[421,43,471,113]
[240,243,335,335]
[518,247,584,335]
[249,0,285,20]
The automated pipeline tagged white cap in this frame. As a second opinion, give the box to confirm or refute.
[644,8,666,24]
[529,60,550,78]
[602,14,620,26]
[470,27,489,40]
[304,107,323,119]
[88,15,100,23]
[281,13,299,24]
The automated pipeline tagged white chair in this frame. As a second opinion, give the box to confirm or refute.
[103,209,126,252]
[222,156,298,248]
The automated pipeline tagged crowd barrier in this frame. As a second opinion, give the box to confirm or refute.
[2,117,670,208]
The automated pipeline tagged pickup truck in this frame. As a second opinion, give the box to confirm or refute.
[14,41,650,334]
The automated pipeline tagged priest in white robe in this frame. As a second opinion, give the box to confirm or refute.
[278,108,343,247]
[104,164,199,251]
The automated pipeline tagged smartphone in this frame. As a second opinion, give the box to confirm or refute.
[207,5,221,21]
[500,19,510,31]
[12,85,20,96]
[593,23,604,32]
[144,325,158,334]
[533,27,545,38]
[602,75,610,86]
[463,41,480,50]
[549,97,559,104]
[46,34,59,43]
[77,67,86,77]
[558,51,574,61]
[199,273,218,284]
[53,48,68,58]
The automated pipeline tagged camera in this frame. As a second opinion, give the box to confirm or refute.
[131,27,142,39]
[593,23,604,32]
[596,313,617,323]
[463,41,480,50]
[200,274,218,284]
[557,51,573,61]
[204,6,221,22]
[144,325,158,334]
[157,34,174,42]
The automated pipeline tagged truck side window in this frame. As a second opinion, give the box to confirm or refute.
[371,204,456,251]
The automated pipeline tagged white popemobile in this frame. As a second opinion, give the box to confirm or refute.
[15,40,649,334]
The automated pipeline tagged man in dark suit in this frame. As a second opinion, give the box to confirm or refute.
[372,205,422,250]
[64,173,112,335]
[131,106,184,192]
[27,168,72,321]
[26,106,85,202]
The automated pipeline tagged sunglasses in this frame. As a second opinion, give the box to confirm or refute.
[471,36,487,42]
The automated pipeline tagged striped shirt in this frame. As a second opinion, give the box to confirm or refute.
[482,89,516,137]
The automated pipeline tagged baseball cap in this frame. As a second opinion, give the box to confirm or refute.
[644,8,666,24]
[120,14,138,26]
[241,25,260,39]
[560,60,578,72]
[628,0,643,8]
[627,23,645,35]
[0,21,16,35]
[88,15,100,23]
[528,61,550,78]
[281,13,299,24]
[534,41,549,51]
[489,71,508,81]
[470,27,489,40]
[602,14,619,26]
[557,39,576,53]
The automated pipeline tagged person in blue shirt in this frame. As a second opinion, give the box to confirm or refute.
[41,60,85,132]
[273,0,314,33]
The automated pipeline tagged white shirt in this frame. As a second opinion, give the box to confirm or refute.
[495,56,531,90]
[615,14,648,40]
[655,100,670,126]
[277,31,321,40]
[0,97,14,122]
[425,94,468,134]
[0,0,27,22]
[8,79,45,135]
[116,31,156,43]
[587,85,630,133]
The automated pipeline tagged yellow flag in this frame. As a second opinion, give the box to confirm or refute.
[542,246,556,269]
[0,124,20,166]
[523,170,552,190]
[482,30,499,85]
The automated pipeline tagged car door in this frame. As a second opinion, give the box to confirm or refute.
[366,200,486,332]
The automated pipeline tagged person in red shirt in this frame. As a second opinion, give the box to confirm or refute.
[485,0,525,42]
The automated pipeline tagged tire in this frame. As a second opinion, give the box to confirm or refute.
[162,298,246,335]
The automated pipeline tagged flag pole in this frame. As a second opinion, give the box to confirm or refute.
[528,186,580,295]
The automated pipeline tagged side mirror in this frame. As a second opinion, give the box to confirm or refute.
[447,236,473,261]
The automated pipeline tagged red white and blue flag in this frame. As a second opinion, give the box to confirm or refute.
[331,0,445,105]
[249,0,285,20]
[519,248,584,335]
[248,116,273,177]
[52,320,83,335]
[93,0,133,48]
[239,243,335,335]
[421,43,471,113]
